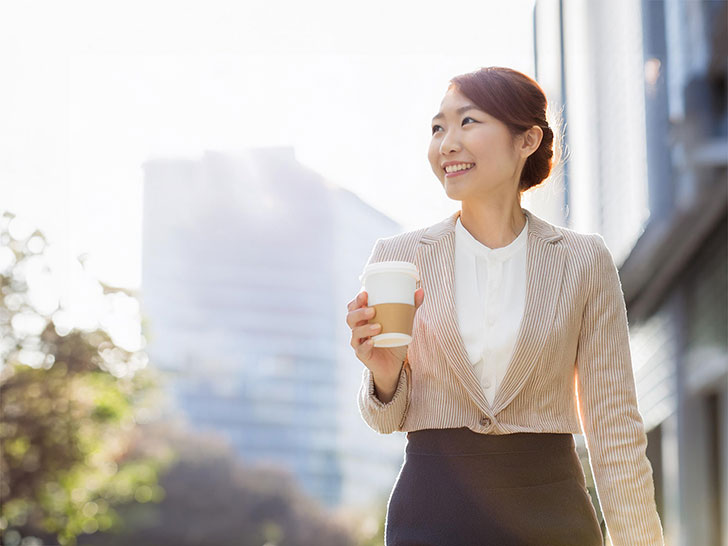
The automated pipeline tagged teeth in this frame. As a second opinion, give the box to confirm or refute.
[445,163,474,173]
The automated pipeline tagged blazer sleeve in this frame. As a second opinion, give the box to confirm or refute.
[575,233,665,546]
[356,238,411,434]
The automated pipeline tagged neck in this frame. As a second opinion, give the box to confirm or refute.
[459,200,527,249]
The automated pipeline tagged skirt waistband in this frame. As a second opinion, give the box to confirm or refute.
[405,427,575,455]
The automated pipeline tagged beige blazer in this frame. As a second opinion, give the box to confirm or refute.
[357,206,664,546]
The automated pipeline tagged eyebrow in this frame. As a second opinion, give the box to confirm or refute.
[432,104,482,122]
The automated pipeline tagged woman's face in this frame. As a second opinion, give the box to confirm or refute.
[428,86,523,202]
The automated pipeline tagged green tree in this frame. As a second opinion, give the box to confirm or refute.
[0,211,168,546]
[77,419,357,546]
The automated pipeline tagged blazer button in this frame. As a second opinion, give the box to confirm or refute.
[480,416,491,426]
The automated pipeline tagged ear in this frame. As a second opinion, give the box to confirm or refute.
[519,125,543,158]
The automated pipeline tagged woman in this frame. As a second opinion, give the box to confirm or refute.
[345,67,664,545]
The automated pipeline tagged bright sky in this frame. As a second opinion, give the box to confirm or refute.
[0,0,536,350]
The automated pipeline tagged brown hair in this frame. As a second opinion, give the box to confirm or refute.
[449,66,563,194]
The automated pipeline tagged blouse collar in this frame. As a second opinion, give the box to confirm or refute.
[455,215,529,262]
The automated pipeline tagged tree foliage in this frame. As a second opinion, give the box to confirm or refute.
[0,211,167,545]
[76,420,358,546]
[0,211,363,545]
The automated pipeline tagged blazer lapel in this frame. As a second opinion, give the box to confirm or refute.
[417,207,565,418]
[417,220,491,416]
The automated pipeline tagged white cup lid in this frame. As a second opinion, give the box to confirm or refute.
[359,261,420,284]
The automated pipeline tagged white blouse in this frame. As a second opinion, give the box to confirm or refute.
[454,215,529,405]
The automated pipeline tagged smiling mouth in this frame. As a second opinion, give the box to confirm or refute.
[444,164,475,177]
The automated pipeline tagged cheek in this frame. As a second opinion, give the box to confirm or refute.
[467,134,493,156]
[427,143,440,171]
[472,139,510,168]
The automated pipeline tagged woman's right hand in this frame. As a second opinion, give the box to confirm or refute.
[346,288,425,383]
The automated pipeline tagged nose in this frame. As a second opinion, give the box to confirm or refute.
[439,129,460,155]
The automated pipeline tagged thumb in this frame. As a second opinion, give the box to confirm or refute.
[414,287,425,309]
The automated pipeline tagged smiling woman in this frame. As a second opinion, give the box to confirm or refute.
[347,65,665,546]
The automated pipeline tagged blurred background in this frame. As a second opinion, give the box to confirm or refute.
[0,0,725,545]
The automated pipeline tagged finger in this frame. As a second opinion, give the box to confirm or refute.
[346,291,363,312]
[346,291,373,325]
[353,321,381,341]
[353,290,368,310]
[351,330,374,353]
[362,338,375,357]
[356,305,375,325]
[345,293,363,329]
[355,337,373,359]
[349,321,380,352]
[346,304,375,329]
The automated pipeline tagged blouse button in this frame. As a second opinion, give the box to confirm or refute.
[480,416,491,427]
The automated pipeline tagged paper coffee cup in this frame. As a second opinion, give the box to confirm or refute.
[359,261,420,347]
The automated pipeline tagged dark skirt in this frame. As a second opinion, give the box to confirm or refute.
[385,427,604,546]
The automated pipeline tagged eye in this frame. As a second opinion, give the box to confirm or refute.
[431,117,477,135]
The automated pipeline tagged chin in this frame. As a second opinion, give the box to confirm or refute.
[442,179,468,198]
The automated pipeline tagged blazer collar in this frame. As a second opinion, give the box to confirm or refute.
[414,206,566,417]
[421,206,564,245]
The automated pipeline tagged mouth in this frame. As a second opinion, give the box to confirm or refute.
[444,162,475,178]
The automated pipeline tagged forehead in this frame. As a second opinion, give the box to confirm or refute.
[440,86,470,107]
[432,87,487,120]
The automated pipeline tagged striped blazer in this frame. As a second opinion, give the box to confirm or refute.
[357,206,664,546]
